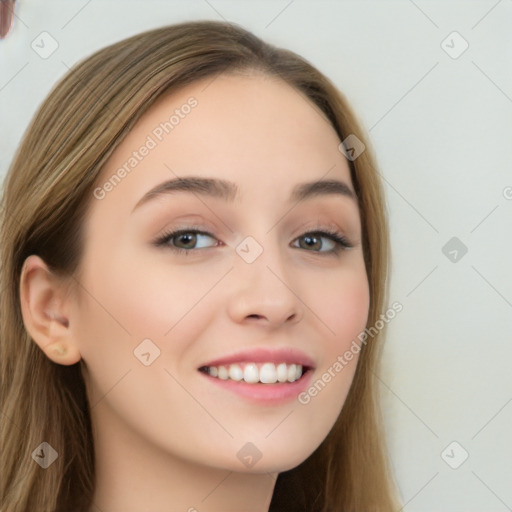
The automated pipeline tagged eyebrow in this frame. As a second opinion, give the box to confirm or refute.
[131,176,357,212]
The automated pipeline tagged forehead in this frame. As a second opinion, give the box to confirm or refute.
[93,72,352,211]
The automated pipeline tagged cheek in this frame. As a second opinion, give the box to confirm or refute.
[71,253,170,402]
[331,280,370,347]
[298,264,369,414]
[75,251,220,387]
[309,264,370,352]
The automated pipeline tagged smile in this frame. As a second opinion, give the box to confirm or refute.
[199,362,307,384]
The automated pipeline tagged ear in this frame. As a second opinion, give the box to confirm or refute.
[19,255,81,365]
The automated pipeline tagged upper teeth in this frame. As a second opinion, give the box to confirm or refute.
[205,362,304,383]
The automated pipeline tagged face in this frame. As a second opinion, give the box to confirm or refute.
[72,72,369,473]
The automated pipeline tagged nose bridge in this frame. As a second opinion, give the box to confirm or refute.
[227,231,303,326]
[236,231,286,286]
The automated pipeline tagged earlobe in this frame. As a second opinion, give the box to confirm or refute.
[19,255,81,365]
[42,340,82,366]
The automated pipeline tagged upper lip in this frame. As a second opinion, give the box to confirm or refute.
[199,347,316,369]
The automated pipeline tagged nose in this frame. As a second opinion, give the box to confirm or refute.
[226,239,304,330]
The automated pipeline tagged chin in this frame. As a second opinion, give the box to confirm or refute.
[231,442,318,475]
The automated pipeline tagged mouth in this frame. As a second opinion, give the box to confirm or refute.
[198,363,314,404]
[197,348,315,404]
[198,362,312,384]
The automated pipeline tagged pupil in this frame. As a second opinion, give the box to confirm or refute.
[178,233,196,248]
[302,235,320,250]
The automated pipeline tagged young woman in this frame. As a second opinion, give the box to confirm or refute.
[0,20,400,512]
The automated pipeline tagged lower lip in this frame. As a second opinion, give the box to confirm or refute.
[199,369,314,405]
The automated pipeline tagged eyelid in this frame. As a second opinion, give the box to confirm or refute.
[153,225,219,248]
[153,222,355,255]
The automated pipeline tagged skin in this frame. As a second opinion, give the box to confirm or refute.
[20,72,369,512]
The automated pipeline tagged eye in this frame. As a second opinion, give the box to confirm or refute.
[153,226,354,256]
[154,228,219,254]
[292,229,354,255]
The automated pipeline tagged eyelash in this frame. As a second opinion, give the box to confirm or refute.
[153,225,354,256]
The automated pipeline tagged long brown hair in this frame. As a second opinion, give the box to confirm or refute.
[0,20,400,511]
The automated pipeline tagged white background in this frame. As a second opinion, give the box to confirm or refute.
[1,1,511,510]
